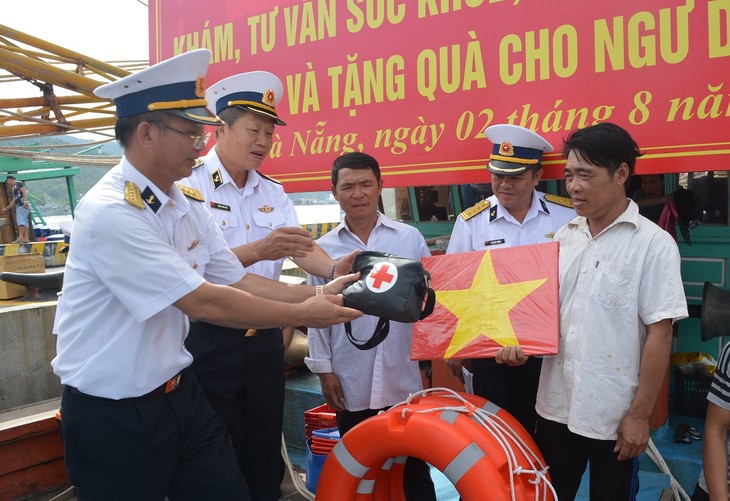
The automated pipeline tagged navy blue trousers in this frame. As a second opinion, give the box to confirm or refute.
[535,415,640,501]
[471,356,542,436]
[61,369,249,501]
[186,322,285,501]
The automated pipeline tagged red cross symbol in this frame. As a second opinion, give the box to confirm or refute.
[370,264,395,289]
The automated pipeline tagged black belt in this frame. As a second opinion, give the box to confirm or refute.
[66,372,182,399]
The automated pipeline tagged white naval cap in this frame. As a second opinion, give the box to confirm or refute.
[94,49,223,126]
[485,124,553,175]
[206,71,286,126]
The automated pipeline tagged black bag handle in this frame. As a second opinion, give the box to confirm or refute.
[344,319,390,350]
[344,286,435,350]
[420,286,435,320]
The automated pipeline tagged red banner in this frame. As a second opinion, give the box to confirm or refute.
[149,0,730,192]
[411,242,559,360]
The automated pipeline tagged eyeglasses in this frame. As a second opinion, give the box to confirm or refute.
[149,120,211,150]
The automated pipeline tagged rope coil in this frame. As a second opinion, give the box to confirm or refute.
[316,387,557,501]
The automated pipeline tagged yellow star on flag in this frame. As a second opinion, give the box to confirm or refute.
[438,251,547,358]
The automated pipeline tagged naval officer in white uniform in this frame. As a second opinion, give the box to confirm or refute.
[180,71,349,500]
[446,124,576,435]
[51,49,361,501]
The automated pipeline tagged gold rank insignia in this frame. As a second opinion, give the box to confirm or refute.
[176,184,205,202]
[258,171,282,185]
[544,194,574,208]
[258,204,274,213]
[459,199,490,221]
[545,232,555,239]
[124,181,145,209]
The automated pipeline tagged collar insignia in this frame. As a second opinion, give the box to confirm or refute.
[211,169,224,190]
[489,206,498,222]
[141,186,162,213]
[540,198,550,214]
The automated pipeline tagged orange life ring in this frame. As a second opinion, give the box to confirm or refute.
[315,390,553,501]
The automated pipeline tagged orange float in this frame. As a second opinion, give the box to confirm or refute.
[315,389,555,501]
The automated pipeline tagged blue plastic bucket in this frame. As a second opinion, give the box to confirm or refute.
[305,437,328,493]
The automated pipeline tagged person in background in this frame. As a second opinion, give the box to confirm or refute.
[305,152,437,501]
[51,49,361,501]
[498,122,688,500]
[180,71,352,501]
[691,341,730,501]
[2,175,30,243]
[445,124,575,435]
[631,174,666,224]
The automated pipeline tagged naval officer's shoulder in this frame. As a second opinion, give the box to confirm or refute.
[543,193,573,208]
[458,199,491,221]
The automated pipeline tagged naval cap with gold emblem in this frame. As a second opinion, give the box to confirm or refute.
[485,124,553,176]
[94,49,223,126]
[206,71,286,126]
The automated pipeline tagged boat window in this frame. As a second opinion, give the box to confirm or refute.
[380,187,412,222]
[678,171,728,226]
[414,186,452,221]
[458,183,492,209]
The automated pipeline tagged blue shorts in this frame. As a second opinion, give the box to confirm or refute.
[15,205,28,227]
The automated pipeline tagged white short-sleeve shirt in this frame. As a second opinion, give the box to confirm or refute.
[181,148,299,280]
[536,200,688,439]
[52,158,245,399]
[304,214,430,411]
[446,190,576,253]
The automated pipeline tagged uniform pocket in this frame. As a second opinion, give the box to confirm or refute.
[252,208,286,230]
[180,247,210,275]
[590,261,635,309]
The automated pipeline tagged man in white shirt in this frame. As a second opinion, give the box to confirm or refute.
[446,124,575,435]
[52,50,361,501]
[499,122,687,500]
[305,152,437,500]
[180,71,348,501]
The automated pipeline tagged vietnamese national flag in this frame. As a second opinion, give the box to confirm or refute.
[411,242,559,360]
